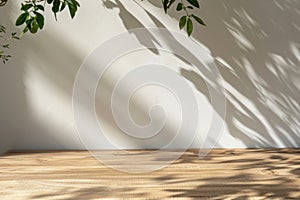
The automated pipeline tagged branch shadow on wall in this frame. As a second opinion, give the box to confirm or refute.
[0,0,299,199]
[102,0,226,149]
[0,0,298,151]
[103,0,300,148]
[182,0,300,148]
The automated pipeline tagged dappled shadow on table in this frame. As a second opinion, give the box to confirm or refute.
[1,150,299,199]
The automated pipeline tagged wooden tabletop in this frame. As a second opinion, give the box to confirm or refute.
[0,149,299,199]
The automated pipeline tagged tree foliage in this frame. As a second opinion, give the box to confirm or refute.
[166,0,206,36]
[0,0,205,63]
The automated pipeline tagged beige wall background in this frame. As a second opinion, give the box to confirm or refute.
[0,0,299,153]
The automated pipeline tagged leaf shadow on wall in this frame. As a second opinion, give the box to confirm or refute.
[183,0,300,147]
[103,0,161,55]
[102,0,226,149]
[103,0,300,147]
[0,0,299,153]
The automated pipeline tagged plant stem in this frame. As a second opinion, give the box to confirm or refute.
[180,0,190,17]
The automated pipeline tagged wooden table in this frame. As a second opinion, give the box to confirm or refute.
[0,149,299,199]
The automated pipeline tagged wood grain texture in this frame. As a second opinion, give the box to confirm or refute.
[0,149,299,199]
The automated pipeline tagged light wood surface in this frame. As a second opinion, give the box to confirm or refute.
[0,149,299,199]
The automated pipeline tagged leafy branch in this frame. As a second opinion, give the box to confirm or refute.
[16,0,80,35]
[1,0,79,63]
[0,25,20,63]
[163,0,206,36]
[1,0,205,63]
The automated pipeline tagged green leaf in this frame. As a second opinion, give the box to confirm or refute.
[176,3,182,11]
[52,0,60,13]
[0,50,3,55]
[22,26,29,34]
[163,0,169,13]
[72,0,80,7]
[21,4,33,11]
[187,18,193,36]
[167,0,175,8]
[24,18,33,33]
[25,18,32,26]
[192,14,206,26]
[16,13,29,26]
[68,4,77,18]
[29,20,39,34]
[1,54,11,64]
[47,0,54,4]
[186,0,199,8]
[186,6,193,9]
[36,5,45,11]
[60,2,66,11]
[35,12,45,29]
[179,16,187,30]
[12,32,20,39]
[0,25,6,33]
[2,44,9,48]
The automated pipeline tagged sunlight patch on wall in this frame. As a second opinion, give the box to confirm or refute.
[24,64,76,146]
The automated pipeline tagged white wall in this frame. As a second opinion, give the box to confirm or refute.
[0,0,299,153]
